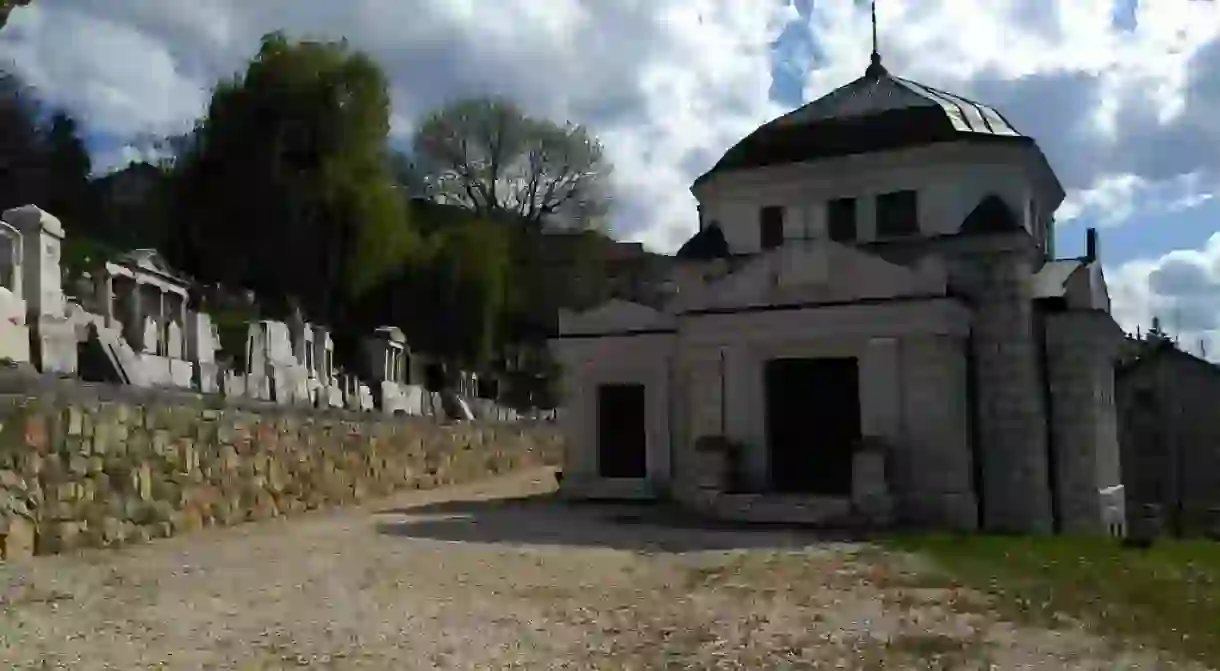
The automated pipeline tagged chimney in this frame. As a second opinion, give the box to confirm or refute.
[1085,227,1098,263]
[697,204,705,232]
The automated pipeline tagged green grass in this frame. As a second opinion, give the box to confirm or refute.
[887,534,1220,666]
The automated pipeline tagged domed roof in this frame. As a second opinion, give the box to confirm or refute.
[694,55,1032,187]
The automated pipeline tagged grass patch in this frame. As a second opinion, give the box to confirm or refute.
[888,534,1220,666]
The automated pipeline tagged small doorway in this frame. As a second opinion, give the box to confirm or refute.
[596,383,648,479]
[765,357,861,494]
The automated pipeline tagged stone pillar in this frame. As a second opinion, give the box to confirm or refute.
[100,274,114,326]
[1045,310,1124,534]
[673,350,723,501]
[950,248,1053,534]
[128,279,146,352]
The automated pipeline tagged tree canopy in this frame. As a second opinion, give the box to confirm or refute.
[168,32,418,322]
[0,71,94,229]
[412,96,612,230]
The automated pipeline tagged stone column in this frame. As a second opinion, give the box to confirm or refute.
[950,249,1054,534]
[1045,310,1123,534]
[100,274,114,326]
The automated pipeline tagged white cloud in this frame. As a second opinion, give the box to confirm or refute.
[0,5,209,137]
[1107,232,1220,360]
[0,0,1218,254]
[1059,171,1219,226]
[801,0,1220,231]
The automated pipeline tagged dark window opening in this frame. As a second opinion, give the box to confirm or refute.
[876,190,919,237]
[760,206,784,250]
[827,198,857,242]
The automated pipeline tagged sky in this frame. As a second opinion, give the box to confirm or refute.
[2,0,1220,354]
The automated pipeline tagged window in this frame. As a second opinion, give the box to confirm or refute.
[760,206,784,250]
[827,198,857,242]
[875,190,919,237]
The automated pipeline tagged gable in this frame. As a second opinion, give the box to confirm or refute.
[685,240,949,312]
[558,299,675,336]
[960,194,1022,234]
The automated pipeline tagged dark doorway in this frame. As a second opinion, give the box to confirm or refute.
[596,383,648,479]
[765,357,861,494]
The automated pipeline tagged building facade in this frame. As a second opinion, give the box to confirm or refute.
[550,52,1126,534]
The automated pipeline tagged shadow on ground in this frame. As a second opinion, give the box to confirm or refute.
[374,493,878,553]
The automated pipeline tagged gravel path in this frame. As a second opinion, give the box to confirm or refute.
[0,468,1206,670]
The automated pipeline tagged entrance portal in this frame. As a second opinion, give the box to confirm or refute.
[596,383,647,479]
[765,357,861,494]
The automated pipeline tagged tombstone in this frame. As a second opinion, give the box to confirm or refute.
[141,316,159,355]
[312,326,334,383]
[0,219,29,364]
[165,320,184,360]
[3,206,75,374]
[186,310,221,393]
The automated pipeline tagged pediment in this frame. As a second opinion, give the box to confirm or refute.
[559,299,674,335]
[685,240,948,312]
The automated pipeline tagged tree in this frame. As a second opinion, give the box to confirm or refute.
[168,32,418,323]
[412,96,612,231]
[0,72,96,228]
[0,0,31,32]
[427,217,511,366]
[346,203,512,368]
[43,112,96,229]
[0,70,48,210]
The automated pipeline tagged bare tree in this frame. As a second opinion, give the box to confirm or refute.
[0,0,32,31]
[412,97,612,230]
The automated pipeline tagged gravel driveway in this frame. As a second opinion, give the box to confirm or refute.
[0,468,1204,670]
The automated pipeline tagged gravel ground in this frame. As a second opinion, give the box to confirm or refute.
[0,468,1207,670]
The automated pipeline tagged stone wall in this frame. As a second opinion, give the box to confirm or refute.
[1117,347,1220,538]
[0,385,562,561]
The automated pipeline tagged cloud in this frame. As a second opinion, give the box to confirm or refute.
[0,0,1218,254]
[800,0,1220,233]
[1059,171,1217,226]
[0,0,797,251]
[1108,232,1220,358]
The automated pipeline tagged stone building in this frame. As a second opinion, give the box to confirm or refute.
[1117,337,1220,538]
[550,48,1126,534]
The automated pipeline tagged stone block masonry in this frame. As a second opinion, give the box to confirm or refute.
[0,391,562,560]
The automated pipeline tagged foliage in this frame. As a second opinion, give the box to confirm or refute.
[0,0,30,31]
[0,71,95,236]
[348,203,512,368]
[888,534,1220,667]
[167,31,418,323]
[412,96,612,230]
[59,235,118,283]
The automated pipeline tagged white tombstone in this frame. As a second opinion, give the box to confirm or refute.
[3,206,75,373]
[0,221,29,364]
[166,320,184,360]
[3,206,63,320]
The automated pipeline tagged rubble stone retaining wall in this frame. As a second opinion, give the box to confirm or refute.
[0,387,562,560]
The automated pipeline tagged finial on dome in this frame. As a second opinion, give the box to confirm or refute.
[865,0,887,78]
